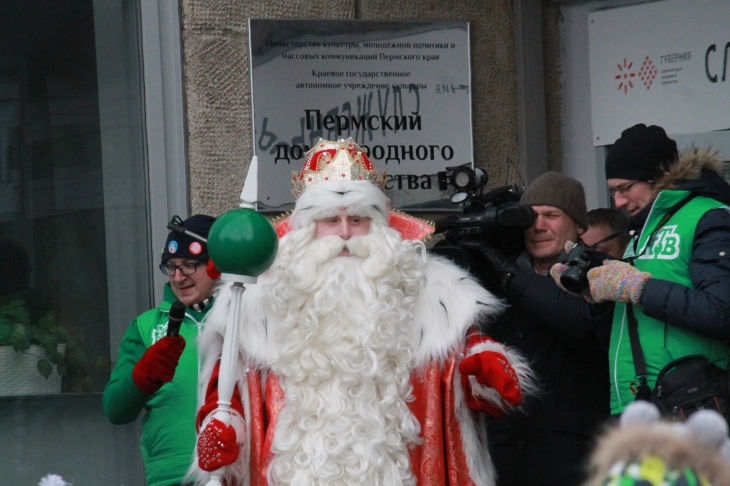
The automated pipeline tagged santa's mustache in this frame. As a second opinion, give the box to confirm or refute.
[311,234,375,260]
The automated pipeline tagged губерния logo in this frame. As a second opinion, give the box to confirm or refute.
[615,56,657,94]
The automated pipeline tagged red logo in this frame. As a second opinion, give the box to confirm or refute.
[189,242,202,255]
[639,56,657,90]
[615,57,636,94]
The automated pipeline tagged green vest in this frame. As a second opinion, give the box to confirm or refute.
[609,190,730,414]
[137,286,208,485]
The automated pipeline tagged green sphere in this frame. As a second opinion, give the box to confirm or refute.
[208,208,278,277]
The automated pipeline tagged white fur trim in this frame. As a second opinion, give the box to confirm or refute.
[291,179,389,230]
[412,254,506,367]
[465,341,538,414]
[454,361,497,486]
[186,302,252,486]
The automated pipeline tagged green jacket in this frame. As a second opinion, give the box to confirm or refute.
[103,284,209,486]
[609,190,730,414]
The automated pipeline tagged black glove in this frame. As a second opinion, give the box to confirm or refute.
[459,241,520,294]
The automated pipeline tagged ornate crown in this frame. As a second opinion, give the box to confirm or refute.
[291,138,387,199]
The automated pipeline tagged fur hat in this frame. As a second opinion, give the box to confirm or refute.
[605,124,678,182]
[520,171,587,228]
[290,139,390,230]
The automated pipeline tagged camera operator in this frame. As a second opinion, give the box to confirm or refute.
[553,124,730,417]
[475,171,611,486]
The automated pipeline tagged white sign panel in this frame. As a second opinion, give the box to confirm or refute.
[249,19,472,212]
[589,0,730,146]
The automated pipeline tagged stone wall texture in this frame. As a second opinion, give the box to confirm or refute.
[181,0,559,215]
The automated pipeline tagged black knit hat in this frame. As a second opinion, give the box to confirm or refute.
[605,124,678,181]
[520,171,588,228]
[161,214,216,264]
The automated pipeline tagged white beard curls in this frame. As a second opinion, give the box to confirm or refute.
[262,221,427,486]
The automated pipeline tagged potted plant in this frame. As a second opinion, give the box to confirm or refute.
[0,299,94,394]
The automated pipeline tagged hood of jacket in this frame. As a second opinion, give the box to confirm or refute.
[624,147,730,234]
[653,146,730,204]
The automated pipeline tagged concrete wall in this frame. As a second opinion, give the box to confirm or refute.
[181,0,526,216]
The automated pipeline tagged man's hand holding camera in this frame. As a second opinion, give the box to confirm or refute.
[551,241,652,304]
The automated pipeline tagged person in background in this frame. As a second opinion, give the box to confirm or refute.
[103,214,219,486]
[553,123,730,417]
[582,208,630,259]
[476,171,611,486]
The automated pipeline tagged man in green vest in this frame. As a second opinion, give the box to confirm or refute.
[557,124,730,416]
[103,214,219,486]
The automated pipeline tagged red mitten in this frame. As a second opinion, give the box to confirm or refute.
[197,417,240,471]
[459,350,522,418]
[132,336,186,395]
[207,259,221,280]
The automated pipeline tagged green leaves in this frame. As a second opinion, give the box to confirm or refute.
[37,359,53,379]
[1,300,99,390]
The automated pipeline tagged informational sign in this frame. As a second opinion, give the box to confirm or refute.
[248,19,472,212]
[589,0,730,146]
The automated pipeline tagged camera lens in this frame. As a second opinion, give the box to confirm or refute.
[560,266,588,294]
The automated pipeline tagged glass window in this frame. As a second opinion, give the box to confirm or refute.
[0,0,151,398]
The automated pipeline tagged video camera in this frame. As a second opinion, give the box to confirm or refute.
[430,165,536,290]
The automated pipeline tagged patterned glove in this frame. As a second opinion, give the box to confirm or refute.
[459,336,523,418]
[549,262,598,304]
[197,417,241,472]
[587,259,652,304]
[132,336,186,395]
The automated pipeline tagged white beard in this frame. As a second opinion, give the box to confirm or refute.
[262,222,426,486]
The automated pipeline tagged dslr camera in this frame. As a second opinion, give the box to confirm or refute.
[430,165,536,290]
[559,242,609,294]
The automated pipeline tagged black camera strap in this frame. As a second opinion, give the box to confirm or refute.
[626,303,652,400]
[624,192,697,401]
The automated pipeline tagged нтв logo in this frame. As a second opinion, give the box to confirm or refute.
[615,57,636,94]
[639,56,657,90]
[168,240,178,254]
[638,225,681,260]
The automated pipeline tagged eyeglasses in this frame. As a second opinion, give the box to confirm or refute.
[159,261,203,276]
[609,180,639,197]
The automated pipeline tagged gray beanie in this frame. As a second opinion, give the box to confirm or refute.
[520,171,587,228]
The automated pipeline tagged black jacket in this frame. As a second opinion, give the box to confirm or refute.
[484,263,611,486]
[631,167,730,341]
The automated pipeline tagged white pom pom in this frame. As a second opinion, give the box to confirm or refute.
[687,410,728,449]
[620,400,660,428]
[38,474,70,486]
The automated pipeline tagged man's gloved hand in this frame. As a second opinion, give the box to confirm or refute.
[459,342,523,418]
[587,259,652,304]
[549,260,599,304]
[460,241,520,293]
[132,336,186,395]
[197,417,241,471]
[550,241,598,303]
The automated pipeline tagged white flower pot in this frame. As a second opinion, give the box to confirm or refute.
[0,344,67,397]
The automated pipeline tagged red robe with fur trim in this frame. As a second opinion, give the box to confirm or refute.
[190,253,532,486]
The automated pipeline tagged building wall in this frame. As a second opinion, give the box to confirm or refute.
[181,0,524,216]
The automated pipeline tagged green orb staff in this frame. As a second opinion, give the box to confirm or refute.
[204,203,278,486]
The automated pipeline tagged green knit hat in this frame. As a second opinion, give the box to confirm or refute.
[520,171,587,228]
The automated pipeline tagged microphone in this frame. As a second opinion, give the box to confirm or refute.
[167,301,186,337]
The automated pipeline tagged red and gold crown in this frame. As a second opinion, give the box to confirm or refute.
[291,138,387,199]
